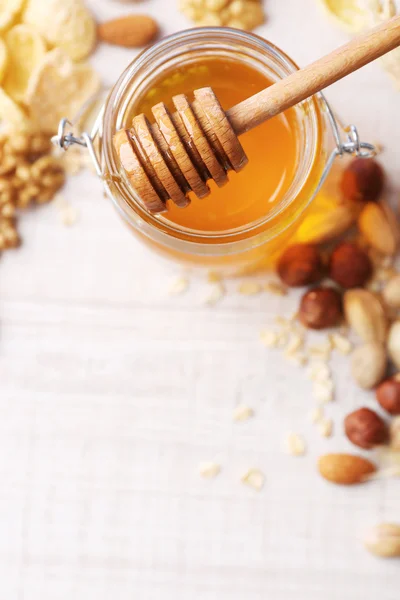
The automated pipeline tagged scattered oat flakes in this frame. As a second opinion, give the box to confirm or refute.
[285,333,304,355]
[204,281,225,306]
[241,468,265,491]
[59,202,79,226]
[312,380,335,404]
[238,281,262,295]
[199,461,221,479]
[284,351,308,367]
[265,281,288,296]
[233,404,254,422]
[168,275,189,296]
[308,340,332,361]
[318,418,333,438]
[310,406,324,424]
[330,332,353,355]
[285,432,307,456]
[260,329,278,348]
[306,361,331,382]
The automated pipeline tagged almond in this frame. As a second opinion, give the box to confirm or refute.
[351,342,387,390]
[382,274,400,308]
[364,523,400,558]
[358,202,397,256]
[318,453,376,485]
[343,289,387,343]
[387,321,400,369]
[296,203,357,245]
[98,15,159,48]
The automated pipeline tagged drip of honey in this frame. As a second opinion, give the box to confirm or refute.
[133,58,300,232]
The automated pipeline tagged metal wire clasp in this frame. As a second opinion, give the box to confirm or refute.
[51,118,103,177]
[314,94,377,195]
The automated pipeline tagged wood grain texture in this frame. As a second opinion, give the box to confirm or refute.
[228,15,400,135]
[1,1,400,599]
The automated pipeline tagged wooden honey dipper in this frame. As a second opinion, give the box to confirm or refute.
[114,16,400,214]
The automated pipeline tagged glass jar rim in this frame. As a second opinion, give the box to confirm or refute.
[102,27,325,254]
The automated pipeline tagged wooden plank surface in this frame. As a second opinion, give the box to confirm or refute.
[0,1,399,598]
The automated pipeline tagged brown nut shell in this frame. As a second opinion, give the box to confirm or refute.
[299,287,342,330]
[329,242,372,289]
[376,376,400,415]
[344,407,388,449]
[341,157,384,203]
[277,244,323,287]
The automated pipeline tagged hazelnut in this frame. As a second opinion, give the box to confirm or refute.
[299,287,342,330]
[341,157,384,203]
[344,407,388,449]
[277,244,323,287]
[376,376,400,415]
[329,242,372,289]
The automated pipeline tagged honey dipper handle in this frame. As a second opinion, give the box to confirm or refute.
[226,15,400,136]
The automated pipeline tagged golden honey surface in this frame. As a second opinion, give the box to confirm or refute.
[133,58,300,232]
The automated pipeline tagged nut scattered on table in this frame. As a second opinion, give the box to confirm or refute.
[350,342,387,390]
[387,321,400,369]
[329,242,372,289]
[277,243,323,287]
[358,201,397,256]
[0,129,65,250]
[390,416,400,450]
[343,289,387,343]
[376,376,400,415]
[299,287,343,330]
[341,157,384,204]
[344,407,388,449]
[382,274,400,308]
[364,523,400,558]
[98,14,160,48]
[318,453,376,485]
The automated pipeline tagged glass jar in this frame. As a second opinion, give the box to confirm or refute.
[55,27,375,275]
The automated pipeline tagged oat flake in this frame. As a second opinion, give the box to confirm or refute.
[169,275,189,296]
[233,404,254,422]
[241,468,265,491]
[199,462,221,479]
[285,432,307,456]
[318,418,333,438]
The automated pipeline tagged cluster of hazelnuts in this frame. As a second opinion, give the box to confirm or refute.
[276,157,400,451]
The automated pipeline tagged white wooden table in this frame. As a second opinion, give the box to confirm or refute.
[1,1,399,598]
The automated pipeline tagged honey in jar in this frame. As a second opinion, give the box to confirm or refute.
[98,28,366,273]
[134,58,299,233]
